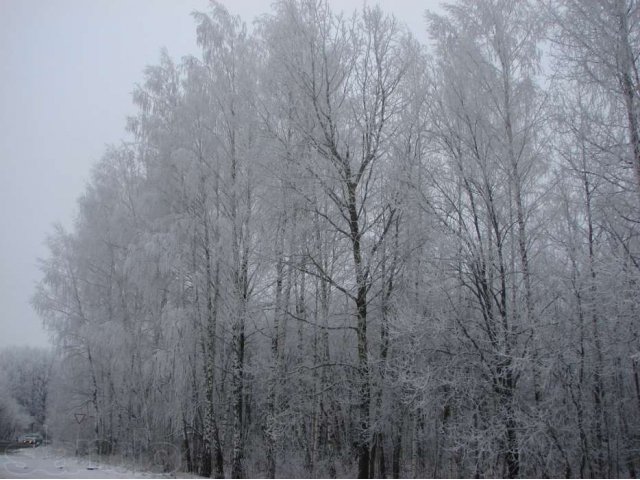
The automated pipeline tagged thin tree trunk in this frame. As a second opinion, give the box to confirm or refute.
[617,0,640,197]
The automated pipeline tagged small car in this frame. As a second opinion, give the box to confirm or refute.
[18,433,43,446]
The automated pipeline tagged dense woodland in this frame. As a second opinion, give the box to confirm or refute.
[0,347,51,441]
[30,0,640,477]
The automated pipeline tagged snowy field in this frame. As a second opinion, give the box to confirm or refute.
[0,446,183,479]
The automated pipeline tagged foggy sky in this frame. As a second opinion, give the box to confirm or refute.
[0,0,436,349]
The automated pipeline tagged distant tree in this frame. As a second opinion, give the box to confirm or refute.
[0,346,52,435]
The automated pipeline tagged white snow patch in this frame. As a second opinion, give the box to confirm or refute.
[0,446,184,479]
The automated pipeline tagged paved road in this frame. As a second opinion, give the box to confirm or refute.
[0,446,164,479]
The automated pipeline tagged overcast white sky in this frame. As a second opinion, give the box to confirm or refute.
[0,0,439,349]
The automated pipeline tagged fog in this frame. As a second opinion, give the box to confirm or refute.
[2,1,639,478]
[0,0,205,347]
[0,0,435,349]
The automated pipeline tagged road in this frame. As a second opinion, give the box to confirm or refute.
[0,445,172,479]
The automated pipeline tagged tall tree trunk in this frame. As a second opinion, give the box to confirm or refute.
[583,160,608,477]
[203,205,224,479]
[266,216,288,478]
[502,58,538,405]
[231,310,245,479]
[617,0,640,197]
[347,179,371,479]
[392,431,401,479]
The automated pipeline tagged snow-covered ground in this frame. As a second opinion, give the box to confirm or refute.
[0,446,182,479]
